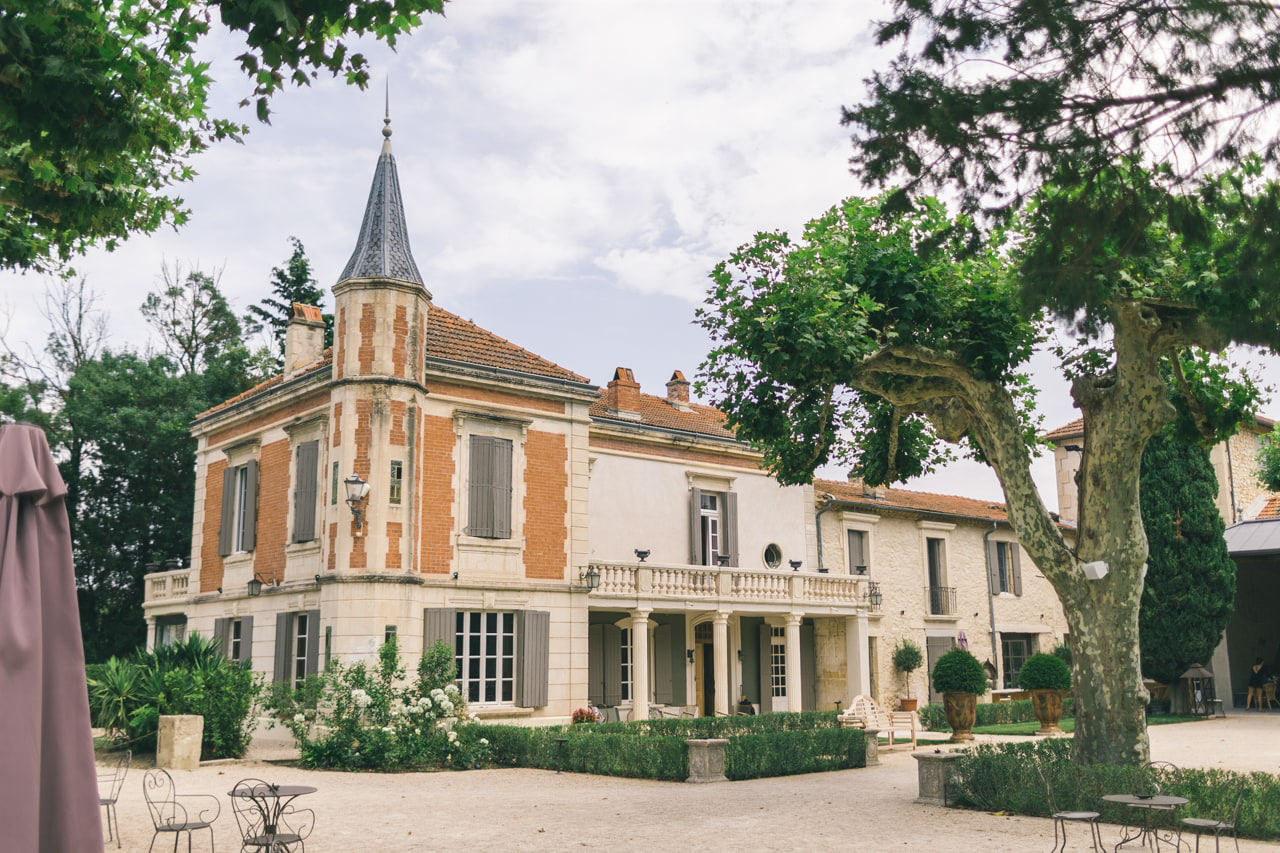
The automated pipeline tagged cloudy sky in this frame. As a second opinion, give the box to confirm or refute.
[2,0,1275,511]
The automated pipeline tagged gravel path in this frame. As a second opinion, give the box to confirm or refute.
[97,712,1280,852]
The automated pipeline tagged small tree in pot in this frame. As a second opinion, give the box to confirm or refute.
[932,648,987,741]
[1018,653,1072,734]
[892,639,924,711]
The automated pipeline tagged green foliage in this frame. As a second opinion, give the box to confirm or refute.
[0,0,447,272]
[951,740,1280,840]
[918,698,1077,733]
[141,264,247,376]
[724,728,866,780]
[932,649,988,695]
[1017,653,1072,691]
[892,639,923,674]
[1260,427,1280,492]
[1139,427,1237,684]
[1052,643,1072,668]
[86,633,262,759]
[244,237,334,368]
[415,640,457,696]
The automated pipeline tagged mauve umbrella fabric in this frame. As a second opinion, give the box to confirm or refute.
[0,424,103,851]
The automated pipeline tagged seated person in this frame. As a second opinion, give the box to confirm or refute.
[735,694,756,715]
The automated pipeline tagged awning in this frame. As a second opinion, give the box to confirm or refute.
[1224,518,1280,557]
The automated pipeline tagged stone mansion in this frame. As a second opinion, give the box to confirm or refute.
[142,122,1071,720]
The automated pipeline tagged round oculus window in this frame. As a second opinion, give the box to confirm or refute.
[764,543,782,569]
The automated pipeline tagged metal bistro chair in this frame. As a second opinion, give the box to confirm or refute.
[1179,783,1245,853]
[229,779,314,853]
[98,749,131,848]
[1037,762,1104,852]
[143,768,220,853]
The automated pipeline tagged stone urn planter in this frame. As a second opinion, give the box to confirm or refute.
[931,648,988,743]
[898,697,918,712]
[1030,689,1066,734]
[942,692,977,741]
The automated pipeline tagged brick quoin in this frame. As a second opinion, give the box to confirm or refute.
[588,435,760,470]
[392,304,408,378]
[359,302,376,374]
[426,380,565,415]
[206,392,329,447]
[416,312,425,383]
[327,522,337,570]
[523,430,567,580]
[253,438,291,584]
[332,401,342,448]
[348,398,374,570]
[335,306,345,380]
[418,414,455,574]
[200,458,227,592]
[385,521,403,569]
[389,400,407,446]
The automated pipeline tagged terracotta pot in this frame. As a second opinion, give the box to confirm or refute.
[1030,689,1066,734]
[898,697,918,712]
[942,691,977,741]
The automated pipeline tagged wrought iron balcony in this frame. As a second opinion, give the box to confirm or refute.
[926,585,956,616]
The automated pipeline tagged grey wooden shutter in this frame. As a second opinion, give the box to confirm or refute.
[758,626,772,713]
[723,492,739,566]
[654,623,673,704]
[218,467,235,556]
[422,608,456,656]
[241,616,255,665]
[242,459,259,551]
[801,622,816,711]
[669,623,687,706]
[293,440,319,543]
[588,623,604,705]
[986,540,1000,594]
[689,486,703,565]
[212,618,228,657]
[1011,546,1023,596]
[305,610,321,676]
[849,530,866,571]
[467,435,492,537]
[493,438,513,539]
[516,610,549,708]
[273,612,291,683]
[603,624,623,705]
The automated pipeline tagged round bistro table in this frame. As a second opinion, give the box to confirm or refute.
[1102,793,1188,852]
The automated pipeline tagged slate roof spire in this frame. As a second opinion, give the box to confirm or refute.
[338,92,425,287]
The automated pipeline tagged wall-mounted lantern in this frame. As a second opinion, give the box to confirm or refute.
[344,472,371,537]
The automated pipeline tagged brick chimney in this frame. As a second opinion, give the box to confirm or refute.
[666,370,691,411]
[849,476,887,500]
[602,367,642,419]
[284,302,326,373]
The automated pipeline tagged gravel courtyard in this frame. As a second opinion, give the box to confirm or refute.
[98,712,1280,852]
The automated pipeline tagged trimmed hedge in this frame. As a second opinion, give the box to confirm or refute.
[931,648,989,694]
[1018,653,1071,691]
[474,710,866,782]
[951,739,1280,841]
[918,698,1076,731]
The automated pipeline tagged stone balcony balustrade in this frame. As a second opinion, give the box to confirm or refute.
[144,567,192,604]
[587,561,869,613]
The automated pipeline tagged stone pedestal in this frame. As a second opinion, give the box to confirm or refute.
[157,715,204,770]
[862,726,881,766]
[685,738,728,783]
[913,750,963,806]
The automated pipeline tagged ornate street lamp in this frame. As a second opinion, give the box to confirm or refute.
[344,472,371,537]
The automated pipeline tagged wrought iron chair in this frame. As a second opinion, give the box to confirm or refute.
[229,778,314,852]
[142,768,220,853]
[97,749,131,848]
[1036,762,1104,852]
[1178,783,1244,853]
[1263,681,1278,710]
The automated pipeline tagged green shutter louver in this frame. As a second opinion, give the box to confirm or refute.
[218,467,235,556]
[294,440,319,543]
[516,610,549,708]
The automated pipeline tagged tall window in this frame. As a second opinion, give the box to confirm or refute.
[848,529,868,573]
[466,436,513,539]
[293,613,309,689]
[234,466,251,551]
[770,626,787,698]
[619,627,633,701]
[293,440,319,543]
[926,537,946,588]
[229,619,243,662]
[455,611,515,704]
[331,461,339,505]
[389,460,403,505]
[218,459,258,557]
[995,541,1014,593]
[1002,634,1034,689]
[700,493,721,565]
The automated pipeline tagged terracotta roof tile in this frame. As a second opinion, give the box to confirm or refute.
[589,391,736,439]
[1045,413,1276,443]
[197,349,333,418]
[1257,495,1280,520]
[425,305,587,383]
[815,478,1013,523]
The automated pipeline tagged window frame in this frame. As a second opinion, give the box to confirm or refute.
[769,626,787,698]
[229,618,243,662]
[389,459,403,505]
[1001,633,1035,689]
[293,613,310,690]
[455,610,516,706]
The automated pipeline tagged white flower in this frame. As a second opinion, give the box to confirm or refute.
[447,730,458,742]
[440,700,454,714]
[420,698,432,710]
[414,728,421,735]
[468,712,479,722]
[382,725,394,733]
[445,684,460,697]
[478,738,489,746]
[293,713,305,723]
[351,689,372,709]
[389,705,400,716]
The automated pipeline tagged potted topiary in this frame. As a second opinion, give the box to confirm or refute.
[1018,653,1072,734]
[932,648,988,741]
[892,639,924,711]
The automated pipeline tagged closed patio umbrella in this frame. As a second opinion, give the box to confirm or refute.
[0,423,103,851]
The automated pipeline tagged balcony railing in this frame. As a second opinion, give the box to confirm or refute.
[144,568,192,605]
[590,561,866,608]
[926,585,956,616]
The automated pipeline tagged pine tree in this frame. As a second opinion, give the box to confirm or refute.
[1138,428,1237,685]
[244,237,333,369]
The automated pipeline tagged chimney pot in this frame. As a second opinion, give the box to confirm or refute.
[666,370,691,411]
[284,302,326,373]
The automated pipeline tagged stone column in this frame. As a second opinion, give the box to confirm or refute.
[845,613,870,705]
[713,612,731,716]
[631,609,651,721]
[785,613,803,712]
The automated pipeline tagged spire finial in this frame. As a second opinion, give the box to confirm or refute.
[381,79,393,153]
